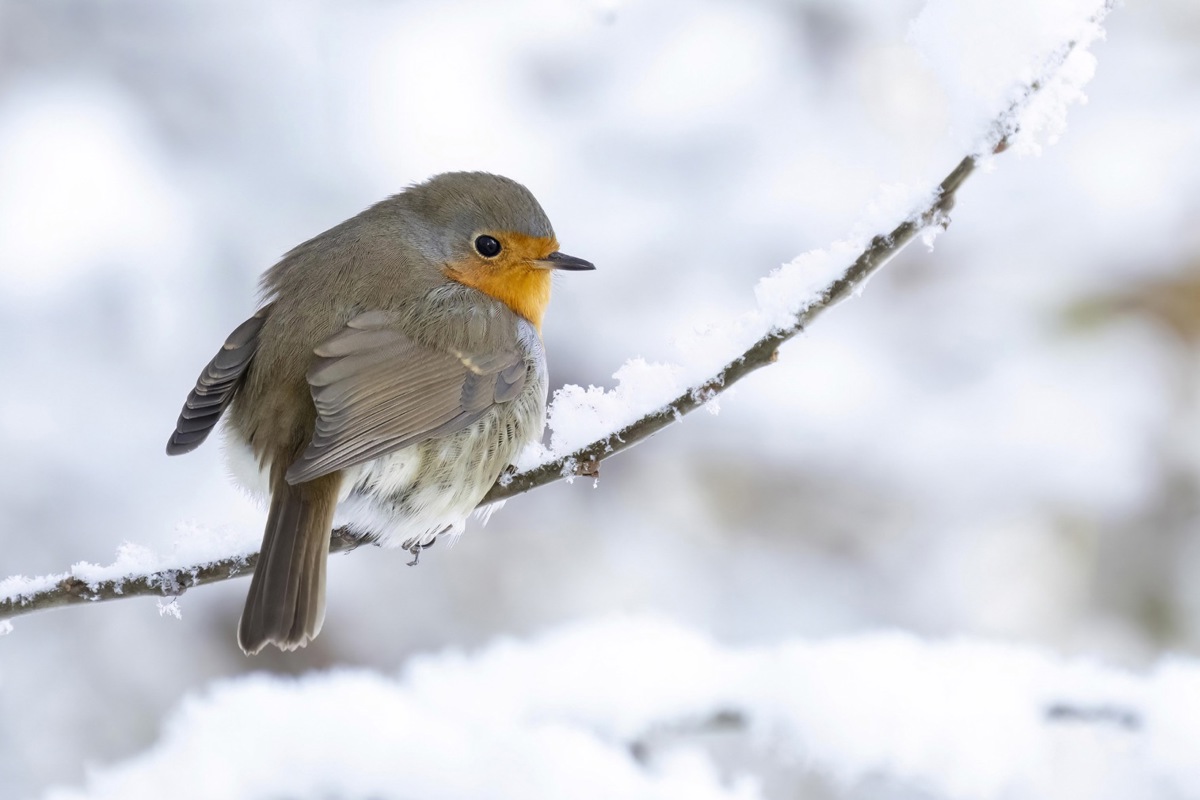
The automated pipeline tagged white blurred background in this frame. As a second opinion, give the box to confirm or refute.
[1,0,1199,796]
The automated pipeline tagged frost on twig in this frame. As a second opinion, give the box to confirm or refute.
[0,528,364,622]
[0,0,1115,624]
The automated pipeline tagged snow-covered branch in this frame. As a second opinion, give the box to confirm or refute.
[0,0,1115,626]
[0,152,971,625]
[484,155,974,504]
[41,617,1200,800]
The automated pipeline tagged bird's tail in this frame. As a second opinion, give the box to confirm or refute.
[238,467,341,655]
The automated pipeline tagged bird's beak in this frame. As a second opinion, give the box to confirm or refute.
[535,251,596,271]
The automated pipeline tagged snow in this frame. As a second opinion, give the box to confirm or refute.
[529,0,1113,465]
[0,524,258,610]
[909,0,1109,155]
[41,616,1200,800]
[529,190,962,465]
[3,0,1197,797]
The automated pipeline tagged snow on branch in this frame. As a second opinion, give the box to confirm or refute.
[41,617,1200,800]
[0,0,1115,626]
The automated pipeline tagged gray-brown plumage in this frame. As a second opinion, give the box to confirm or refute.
[166,311,267,456]
[167,172,593,654]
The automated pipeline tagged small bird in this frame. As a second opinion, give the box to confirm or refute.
[166,172,594,654]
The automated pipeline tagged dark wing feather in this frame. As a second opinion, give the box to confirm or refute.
[284,313,526,485]
[166,309,268,455]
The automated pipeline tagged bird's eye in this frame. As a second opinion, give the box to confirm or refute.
[474,235,502,258]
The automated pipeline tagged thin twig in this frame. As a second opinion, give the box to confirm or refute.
[1044,703,1142,731]
[485,154,975,504]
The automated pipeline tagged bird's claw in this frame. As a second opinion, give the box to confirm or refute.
[406,538,436,567]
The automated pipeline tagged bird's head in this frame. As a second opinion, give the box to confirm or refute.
[408,172,594,331]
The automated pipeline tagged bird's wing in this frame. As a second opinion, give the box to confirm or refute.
[167,308,269,456]
[284,311,527,485]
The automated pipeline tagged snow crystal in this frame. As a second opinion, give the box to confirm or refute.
[156,598,183,620]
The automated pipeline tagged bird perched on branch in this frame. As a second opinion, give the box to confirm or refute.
[166,172,594,654]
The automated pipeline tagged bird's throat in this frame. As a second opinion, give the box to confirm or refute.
[445,265,551,331]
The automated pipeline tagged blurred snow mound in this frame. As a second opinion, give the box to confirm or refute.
[45,616,1200,800]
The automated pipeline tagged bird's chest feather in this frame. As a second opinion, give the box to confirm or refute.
[224,318,548,549]
[331,372,546,548]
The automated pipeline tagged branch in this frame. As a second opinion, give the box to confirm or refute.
[625,701,1145,767]
[484,154,975,504]
[0,4,1107,623]
[1044,703,1142,731]
[0,154,972,624]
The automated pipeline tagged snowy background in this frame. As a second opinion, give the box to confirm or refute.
[2,0,1200,798]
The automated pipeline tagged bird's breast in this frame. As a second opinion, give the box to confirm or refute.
[333,372,547,548]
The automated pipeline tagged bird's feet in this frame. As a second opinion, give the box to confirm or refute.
[406,538,436,567]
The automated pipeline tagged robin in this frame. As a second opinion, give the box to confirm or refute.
[166,172,594,654]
